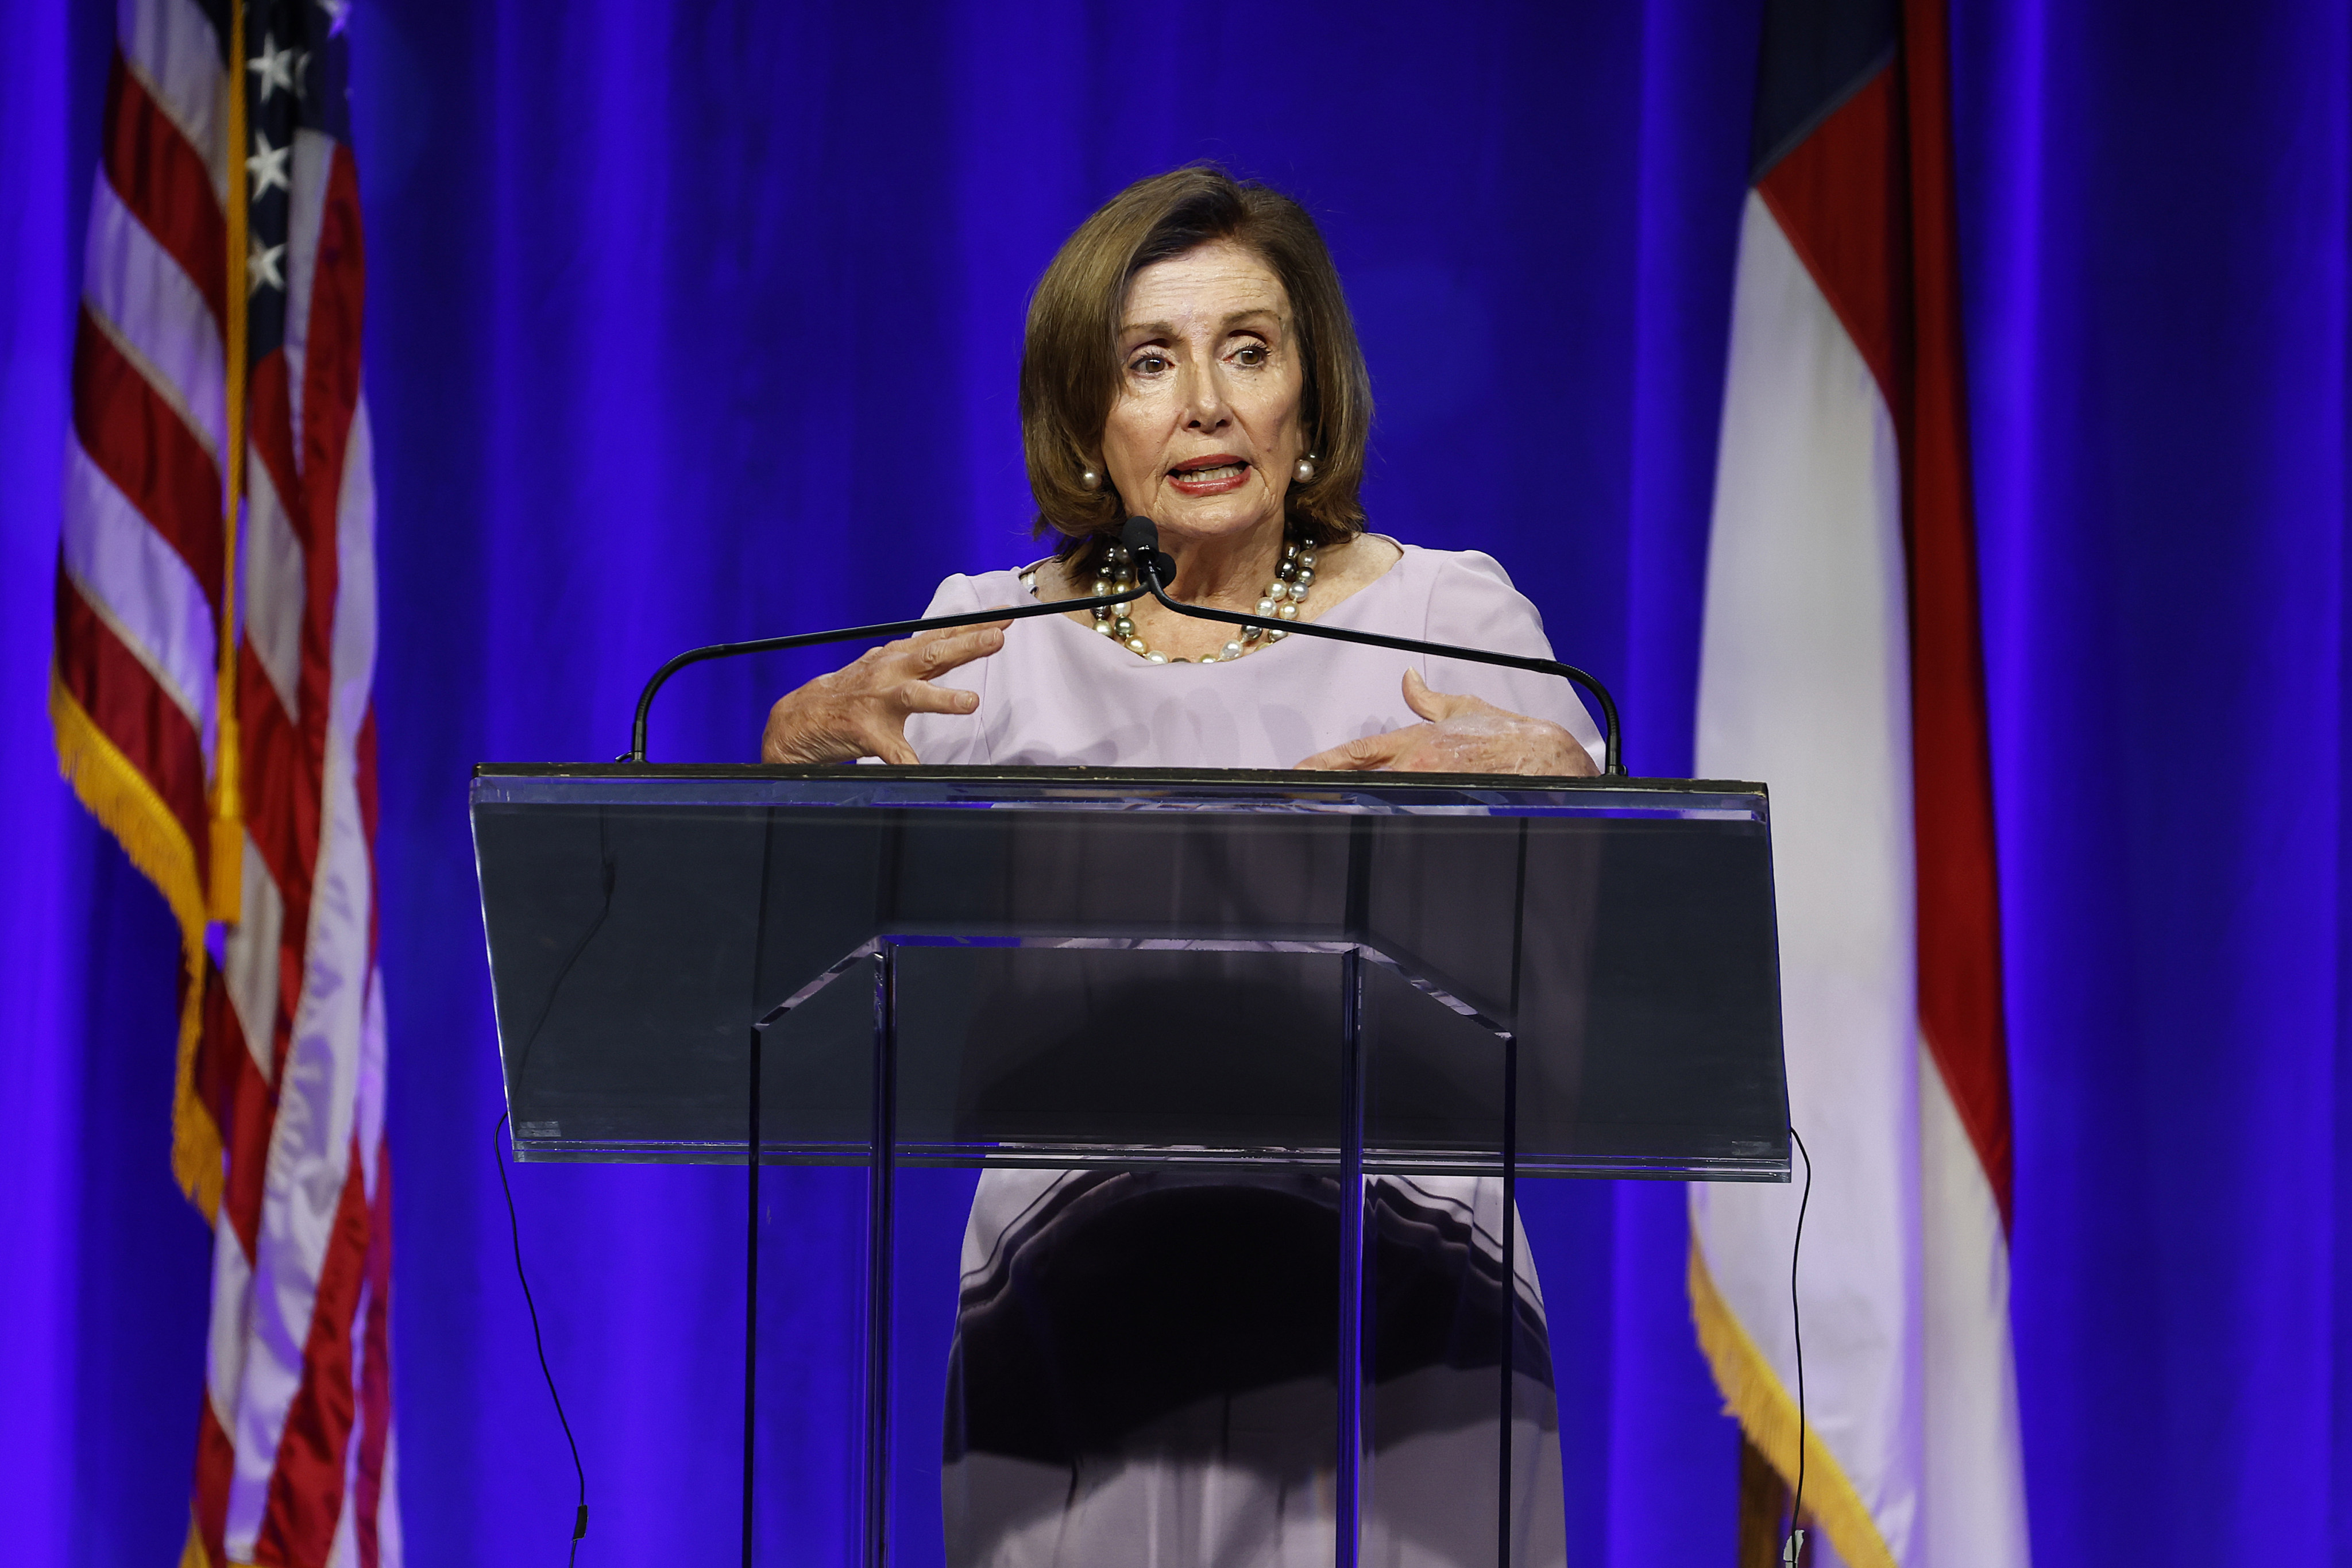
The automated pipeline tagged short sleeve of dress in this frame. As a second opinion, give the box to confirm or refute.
[1419,551,1605,770]
[898,574,994,766]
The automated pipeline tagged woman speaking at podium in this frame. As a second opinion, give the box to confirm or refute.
[762,166,1601,1566]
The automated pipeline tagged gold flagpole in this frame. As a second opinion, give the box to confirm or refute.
[209,0,247,924]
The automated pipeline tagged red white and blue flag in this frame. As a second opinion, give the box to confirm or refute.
[1689,2,2028,1563]
[51,0,395,1562]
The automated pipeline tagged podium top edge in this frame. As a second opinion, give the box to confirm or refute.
[470,762,1766,796]
[467,764,1770,820]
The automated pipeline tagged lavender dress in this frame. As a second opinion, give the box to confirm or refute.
[904,543,1596,1568]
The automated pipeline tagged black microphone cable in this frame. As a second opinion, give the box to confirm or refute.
[495,1112,590,1563]
[1785,1125,1813,1567]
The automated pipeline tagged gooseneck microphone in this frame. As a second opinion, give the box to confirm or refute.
[624,580,1151,762]
[625,519,1625,773]
[1118,516,1625,775]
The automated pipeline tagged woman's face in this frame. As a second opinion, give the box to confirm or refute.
[1100,240,1306,547]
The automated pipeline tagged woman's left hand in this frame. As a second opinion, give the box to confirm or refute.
[1294,669,1599,777]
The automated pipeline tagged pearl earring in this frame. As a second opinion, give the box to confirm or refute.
[1080,467,1103,492]
[1293,455,1317,484]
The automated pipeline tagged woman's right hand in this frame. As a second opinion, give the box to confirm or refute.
[760,621,1009,765]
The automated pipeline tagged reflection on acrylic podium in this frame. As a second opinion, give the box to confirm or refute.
[473,765,1788,1567]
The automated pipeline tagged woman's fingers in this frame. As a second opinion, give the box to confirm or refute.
[1401,667,1444,721]
[894,623,1003,721]
[868,623,1009,760]
[902,682,982,716]
[1296,708,1597,777]
[1295,728,1419,772]
[760,619,1010,765]
[868,732,921,766]
[902,621,1010,678]
[1401,667,1485,724]
[763,699,863,764]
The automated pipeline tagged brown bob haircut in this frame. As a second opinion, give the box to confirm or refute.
[1021,164,1373,550]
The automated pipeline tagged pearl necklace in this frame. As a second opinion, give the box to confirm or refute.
[1020,535,1320,664]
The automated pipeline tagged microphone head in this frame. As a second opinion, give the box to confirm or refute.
[1118,516,1175,586]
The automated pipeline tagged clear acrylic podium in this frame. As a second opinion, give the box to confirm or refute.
[471,764,1788,1567]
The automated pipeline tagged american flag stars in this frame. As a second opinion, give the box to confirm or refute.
[246,236,287,295]
[239,0,352,352]
[248,32,296,101]
[246,131,291,199]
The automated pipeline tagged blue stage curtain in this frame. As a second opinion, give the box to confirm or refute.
[1951,2,2352,1560]
[0,2,2343,1564]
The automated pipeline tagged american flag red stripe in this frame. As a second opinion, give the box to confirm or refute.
[54,569,213,849]
[101,53,229,323]
[254,1131,374,1564]
[195,1397,237,1559]
[238,643,315,921]
[53,2,397,1563]
[75,311,227,586]
[1894,0,2014,1221]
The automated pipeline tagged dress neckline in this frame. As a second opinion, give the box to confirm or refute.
[1021,537,1415,671]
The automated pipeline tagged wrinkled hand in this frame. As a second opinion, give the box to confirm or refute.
[1294,669,1598,777]
[761,621,1009,765]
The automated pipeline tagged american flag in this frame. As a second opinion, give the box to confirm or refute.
[51,0,396,1563]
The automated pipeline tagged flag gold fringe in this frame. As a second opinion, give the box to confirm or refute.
[1689,1237,1898,1568]
[51,671,225,1223]
[171,943,226,1226]
[51,670,205,936]
[178,1517,261,1568]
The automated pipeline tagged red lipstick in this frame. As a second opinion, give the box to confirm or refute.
[1167,453,1252,497]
